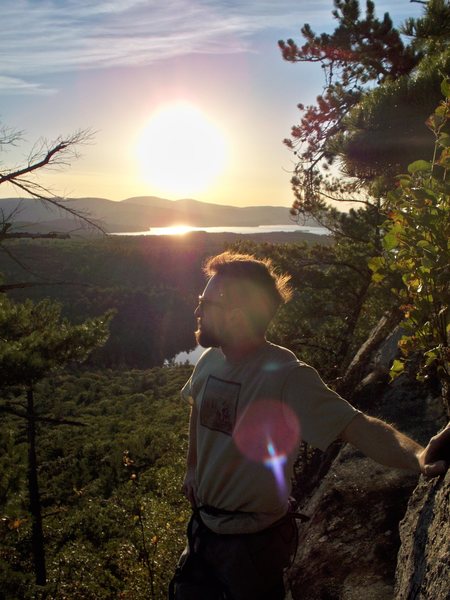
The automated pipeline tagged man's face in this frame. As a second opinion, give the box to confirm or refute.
[194,275,229,348]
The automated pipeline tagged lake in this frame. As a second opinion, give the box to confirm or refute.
[113,224,329,236]
[166,345,205,366]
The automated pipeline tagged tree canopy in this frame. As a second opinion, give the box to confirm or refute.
[279,0,450,221]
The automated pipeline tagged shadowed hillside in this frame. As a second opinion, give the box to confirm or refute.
[0,196,319,233]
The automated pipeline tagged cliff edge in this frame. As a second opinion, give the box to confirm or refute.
[286,320,449,599]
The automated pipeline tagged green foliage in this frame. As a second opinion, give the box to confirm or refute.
[335,64,448,186]
[0,296,112,388]
[0,235,226,368]
[0,366,192,599]
[369,86,450,402]
[280,0,449,242]
[0,229,398,596]
[401,0,450,55]
[0,293,114,588]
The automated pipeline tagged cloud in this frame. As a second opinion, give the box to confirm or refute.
[0,76,57,95]
[1,0,416,95]
[1,0,331,78]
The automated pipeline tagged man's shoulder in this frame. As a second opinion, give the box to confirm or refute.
[192,347,224,377]
[196,346,222,366]
[264,341,301,364]
[263,342,320,381]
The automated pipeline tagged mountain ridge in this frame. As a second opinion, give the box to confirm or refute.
[0,195,314,233]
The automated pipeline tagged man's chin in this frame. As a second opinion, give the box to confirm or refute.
[195,329,220,348]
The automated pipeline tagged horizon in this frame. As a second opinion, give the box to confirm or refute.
[1,1,422,208]
[0,194,293,210]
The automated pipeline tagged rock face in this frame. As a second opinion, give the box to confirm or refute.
[286,317,449,600]
[287,444,418,600]
[395,470,450,600]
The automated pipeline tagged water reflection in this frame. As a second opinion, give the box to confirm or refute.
[167,345,204,366]
[113,225,329,236]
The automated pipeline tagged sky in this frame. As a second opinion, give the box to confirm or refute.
[1,0,423,207]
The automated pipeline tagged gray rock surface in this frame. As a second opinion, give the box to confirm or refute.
[394,469,450,600]
[286,444,418,600]
[286,314,448,599]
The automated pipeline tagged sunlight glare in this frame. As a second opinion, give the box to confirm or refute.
[136,102,228,197]
[150,224,193,236]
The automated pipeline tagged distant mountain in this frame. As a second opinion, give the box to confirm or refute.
[0,196,316,233]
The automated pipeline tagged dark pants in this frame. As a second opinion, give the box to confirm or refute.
[169,512,297,600]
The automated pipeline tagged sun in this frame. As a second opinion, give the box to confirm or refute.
[136,102,228,197]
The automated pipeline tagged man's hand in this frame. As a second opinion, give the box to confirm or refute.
[182,468,198,508]
[418,423,450,478]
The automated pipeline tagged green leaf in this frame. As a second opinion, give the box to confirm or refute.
[408,160,432,174]
[396,177,412,189]
[390,359,405,381]
[440,79,450,98]
[382,229,399,251]
[367,256,384,273]
[420,258,434,270]
[424,348,439,368]
[438,133,450,148]
[417,239,436,254]
[434,105,447,119]
[371,272,386,283]
[437,149,450,168]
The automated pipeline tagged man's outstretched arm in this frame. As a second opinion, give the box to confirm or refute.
[340,414,450,478]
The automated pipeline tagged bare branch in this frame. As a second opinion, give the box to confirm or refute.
[0,129,94,185]
[0,126,104,234]
[0,124,23,150]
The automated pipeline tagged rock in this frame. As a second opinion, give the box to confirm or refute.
[286,388,447,599]
[286,444,418,600]
[394,469,450,600]
[286,314,448,599]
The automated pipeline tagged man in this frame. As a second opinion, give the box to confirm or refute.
[172,251,449,600]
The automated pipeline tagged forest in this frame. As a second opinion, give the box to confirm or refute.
[1,1,449,598]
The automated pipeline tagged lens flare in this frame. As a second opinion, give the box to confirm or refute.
[233,399,300,496]
[264,438,288,498]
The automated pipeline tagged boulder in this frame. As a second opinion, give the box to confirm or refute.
[286,313,448,599]
[394,469,450,600]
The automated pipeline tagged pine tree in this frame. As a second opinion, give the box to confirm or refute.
[279,0,449,224]
[0,296,112,586]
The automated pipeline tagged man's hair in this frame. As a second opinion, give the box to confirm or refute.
[203,251,292,334]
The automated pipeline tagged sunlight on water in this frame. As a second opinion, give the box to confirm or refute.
[112,225,330,236]
[150,224,193,235]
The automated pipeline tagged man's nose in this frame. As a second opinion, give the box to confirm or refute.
[194,303,202,318]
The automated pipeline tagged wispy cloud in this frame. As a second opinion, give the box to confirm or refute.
[0,76,57,95]
[1,1,332,92]
[1,0,415,94]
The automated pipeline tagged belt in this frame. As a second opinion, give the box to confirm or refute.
[199,504,310,523]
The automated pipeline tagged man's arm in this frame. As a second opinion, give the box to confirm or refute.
[182,403,199,507]
[340,413,449,477]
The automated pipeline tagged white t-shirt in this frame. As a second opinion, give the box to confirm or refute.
[182,341,359,533]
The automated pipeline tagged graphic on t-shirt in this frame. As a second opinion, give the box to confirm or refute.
[200,375,240,435]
